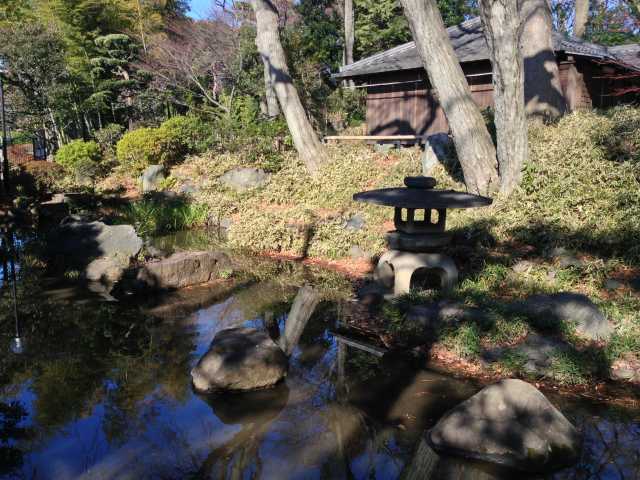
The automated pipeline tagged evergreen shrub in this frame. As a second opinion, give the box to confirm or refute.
[158,115,212,155]
[116,127,181,175]
[54,140,102,180]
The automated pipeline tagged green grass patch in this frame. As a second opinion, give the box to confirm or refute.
[548,350,591,385]
[486,316,529,345]
[495,350,529,376]
[119,195,210,237]
[441,322,482,359]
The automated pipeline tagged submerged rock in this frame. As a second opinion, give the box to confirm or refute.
[220,167,270,192]
[134,250,232,290]
[429,379,580,472]
[513,292,613,341]
[191,327,288,392]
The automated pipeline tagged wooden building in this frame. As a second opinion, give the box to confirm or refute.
[333,17,640,138]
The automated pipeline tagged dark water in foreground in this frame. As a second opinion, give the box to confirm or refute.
[0,255,639,478]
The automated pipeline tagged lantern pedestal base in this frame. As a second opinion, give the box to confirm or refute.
[374,250,458,297]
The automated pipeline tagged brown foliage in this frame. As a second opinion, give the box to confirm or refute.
[141,18,239,111]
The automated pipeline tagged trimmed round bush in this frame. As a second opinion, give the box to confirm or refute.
[55,140,101,178]
[116,127,182,175]
[158,115,211,154]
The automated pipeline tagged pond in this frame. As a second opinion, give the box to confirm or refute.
[0,239,638,479]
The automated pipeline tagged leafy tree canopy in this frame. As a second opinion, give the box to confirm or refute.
[354,0,477,58]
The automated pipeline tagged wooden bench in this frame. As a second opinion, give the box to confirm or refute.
[323,135,428,146]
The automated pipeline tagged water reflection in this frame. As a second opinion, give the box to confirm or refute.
[195,384,290,477]
[1,231,22,355]
[0,270,638,479]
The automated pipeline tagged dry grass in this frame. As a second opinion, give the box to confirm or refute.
[164,108,640,385]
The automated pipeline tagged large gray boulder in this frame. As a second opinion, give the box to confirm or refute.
[191,327,288,392]
[429,379,580,472]
[220,167,270,192]
[50,220,143,265]
[141,164,165,193]
[134,250,232,290]
[514,292,613,341]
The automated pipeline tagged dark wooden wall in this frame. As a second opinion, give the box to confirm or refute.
[364,57,637,137]
[365,61,493,137]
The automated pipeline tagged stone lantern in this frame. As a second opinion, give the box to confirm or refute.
[353,176,492,296]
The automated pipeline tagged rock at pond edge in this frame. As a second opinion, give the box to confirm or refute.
[49,220,143,266]
[133,250,232,290]
[428,379,580,472]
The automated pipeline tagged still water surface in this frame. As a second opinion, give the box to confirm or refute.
[0,256,638,479]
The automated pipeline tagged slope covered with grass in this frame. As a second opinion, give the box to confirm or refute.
[168,108,640,386]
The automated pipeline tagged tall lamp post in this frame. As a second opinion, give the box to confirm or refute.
[0,58,9,198]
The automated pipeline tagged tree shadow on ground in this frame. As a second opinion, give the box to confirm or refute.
[429,218,637,391]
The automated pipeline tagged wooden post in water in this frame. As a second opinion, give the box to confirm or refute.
[279,286,321,356]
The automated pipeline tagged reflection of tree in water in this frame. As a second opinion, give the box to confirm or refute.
[0,255,200,448]
[194,385,290,478]
[0,401,30,476]
[559,413,640,480]
[99,319,199,445]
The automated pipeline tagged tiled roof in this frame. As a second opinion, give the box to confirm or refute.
[335,17,638,78]
[608,44,640,69]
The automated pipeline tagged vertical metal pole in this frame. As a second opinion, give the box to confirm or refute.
[0,232,7,289]
[9,233,18,338]
[0,76,9,197]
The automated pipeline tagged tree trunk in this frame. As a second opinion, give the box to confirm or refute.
[251,0,328,175]
[136,0,148,55]
[121,69,135,130]
[574,0,589,38]
[479,0,528,195]
[344,0,355,66]
[343,0,356,88]
[399,0,499,195]
[48,108,63,148]
[519,0,567,121]
[262,57,280,118]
